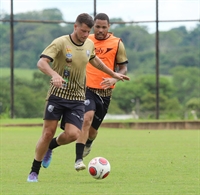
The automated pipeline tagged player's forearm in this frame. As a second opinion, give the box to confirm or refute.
[37,58,58,77]
[114,64,128,82]
[117,65,127,75]
[90,56,115,77]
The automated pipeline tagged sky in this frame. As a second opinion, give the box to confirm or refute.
[0,0,199,33]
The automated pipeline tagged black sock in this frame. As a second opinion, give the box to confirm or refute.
[49,137,59,150]
[75,143,85,162]
[85,138,94,147]
[30,159,42,175]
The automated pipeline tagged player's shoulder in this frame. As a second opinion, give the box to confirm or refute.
[108,33,121,41]
[52,35,70,44]
[108,32,117,38]
[86,37,95,45]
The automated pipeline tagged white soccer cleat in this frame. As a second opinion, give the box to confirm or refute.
[83,146,92,158]
[75,159,86,171]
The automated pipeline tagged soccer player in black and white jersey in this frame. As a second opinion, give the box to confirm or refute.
[27,13,129,182]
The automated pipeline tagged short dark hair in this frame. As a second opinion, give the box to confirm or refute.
[75,13,94,28]
[94,13,110,24]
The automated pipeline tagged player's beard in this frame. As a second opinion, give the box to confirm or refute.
[75,34,85,44]
[95,32,106,40]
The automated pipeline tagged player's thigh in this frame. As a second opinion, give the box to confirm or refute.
[42,120,58,138]
[84,110,95,123]
[64,122,80,137]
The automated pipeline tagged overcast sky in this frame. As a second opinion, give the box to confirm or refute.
[1,0,199,33]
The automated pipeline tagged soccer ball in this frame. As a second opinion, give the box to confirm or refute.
[88,157,111,179]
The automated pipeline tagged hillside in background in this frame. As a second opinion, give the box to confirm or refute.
[0,8,199,75]
[0,9,199,119]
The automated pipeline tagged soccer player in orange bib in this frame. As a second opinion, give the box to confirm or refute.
[74,13,129,171]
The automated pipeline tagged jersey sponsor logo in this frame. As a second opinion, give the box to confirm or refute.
[66,53,72,58]
[66,46,72,62]
[95,47,113,55]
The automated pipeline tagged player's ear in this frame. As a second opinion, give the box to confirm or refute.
[74,23,78,30]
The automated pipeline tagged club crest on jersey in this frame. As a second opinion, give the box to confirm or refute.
[86,50,90,57]
[66,46,72,62]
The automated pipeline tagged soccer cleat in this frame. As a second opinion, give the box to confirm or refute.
[75,159,86,171]
[27,172,38,182]
[42,149,52,168]
[82,146,92,158]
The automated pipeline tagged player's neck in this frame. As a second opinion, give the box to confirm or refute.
[70,33,83,45]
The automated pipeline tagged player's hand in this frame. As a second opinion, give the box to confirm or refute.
[113,73,130,81]
[100,78,118,89]
[51,74,65,88]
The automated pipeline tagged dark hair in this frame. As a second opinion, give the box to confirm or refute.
[75,13,94,28]
[94,13,110,24]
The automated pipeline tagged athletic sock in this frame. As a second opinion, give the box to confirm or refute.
[49,137,59,150]
[30,159,42,175]
[85,138,94,147]
[75,143,85,162]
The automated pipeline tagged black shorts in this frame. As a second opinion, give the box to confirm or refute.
[84,88,111,130]
[44,95,85,130]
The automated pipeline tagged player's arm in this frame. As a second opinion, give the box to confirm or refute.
[115,40,128,76]
[37,57,65,88]
[101,40,129,88]
[89,56,129,81]
[100,63,128,89]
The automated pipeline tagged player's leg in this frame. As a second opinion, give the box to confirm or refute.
[43,99,85,169]
[75,89,97,171]
[41,95,66,168]
[75,110,95,171]
[42,122,81,168]
[83,126,98,157]
[27,119,58,182]
[58,100,86,171]
[83,95,111,157]
[57,122,81,144]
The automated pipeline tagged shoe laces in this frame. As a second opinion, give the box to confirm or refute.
[76,159,83,164]
[30,172,38,179]
[44,149,52,160]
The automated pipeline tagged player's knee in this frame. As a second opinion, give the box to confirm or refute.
[66,129,80,141]
[42,130,55,141]
[84,114,93,127]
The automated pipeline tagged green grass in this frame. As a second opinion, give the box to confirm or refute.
[1,118,199,126]
[0,68,40,80]
[0,127,199,195]
[0,118,42,125]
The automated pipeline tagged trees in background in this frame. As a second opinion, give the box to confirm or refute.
[0,10,199,73]
[0,9,199,119]
[1,66,198,119]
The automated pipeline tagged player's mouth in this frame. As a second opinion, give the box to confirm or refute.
[96,33,105,39]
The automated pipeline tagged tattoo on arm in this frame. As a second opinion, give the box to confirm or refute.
[96,63,104,70]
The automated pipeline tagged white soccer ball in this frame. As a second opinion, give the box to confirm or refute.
[88,157,111,179]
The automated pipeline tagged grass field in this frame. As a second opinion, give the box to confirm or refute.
[0,68,40,80]
[0,68,173,83]
[0,126,199,195]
